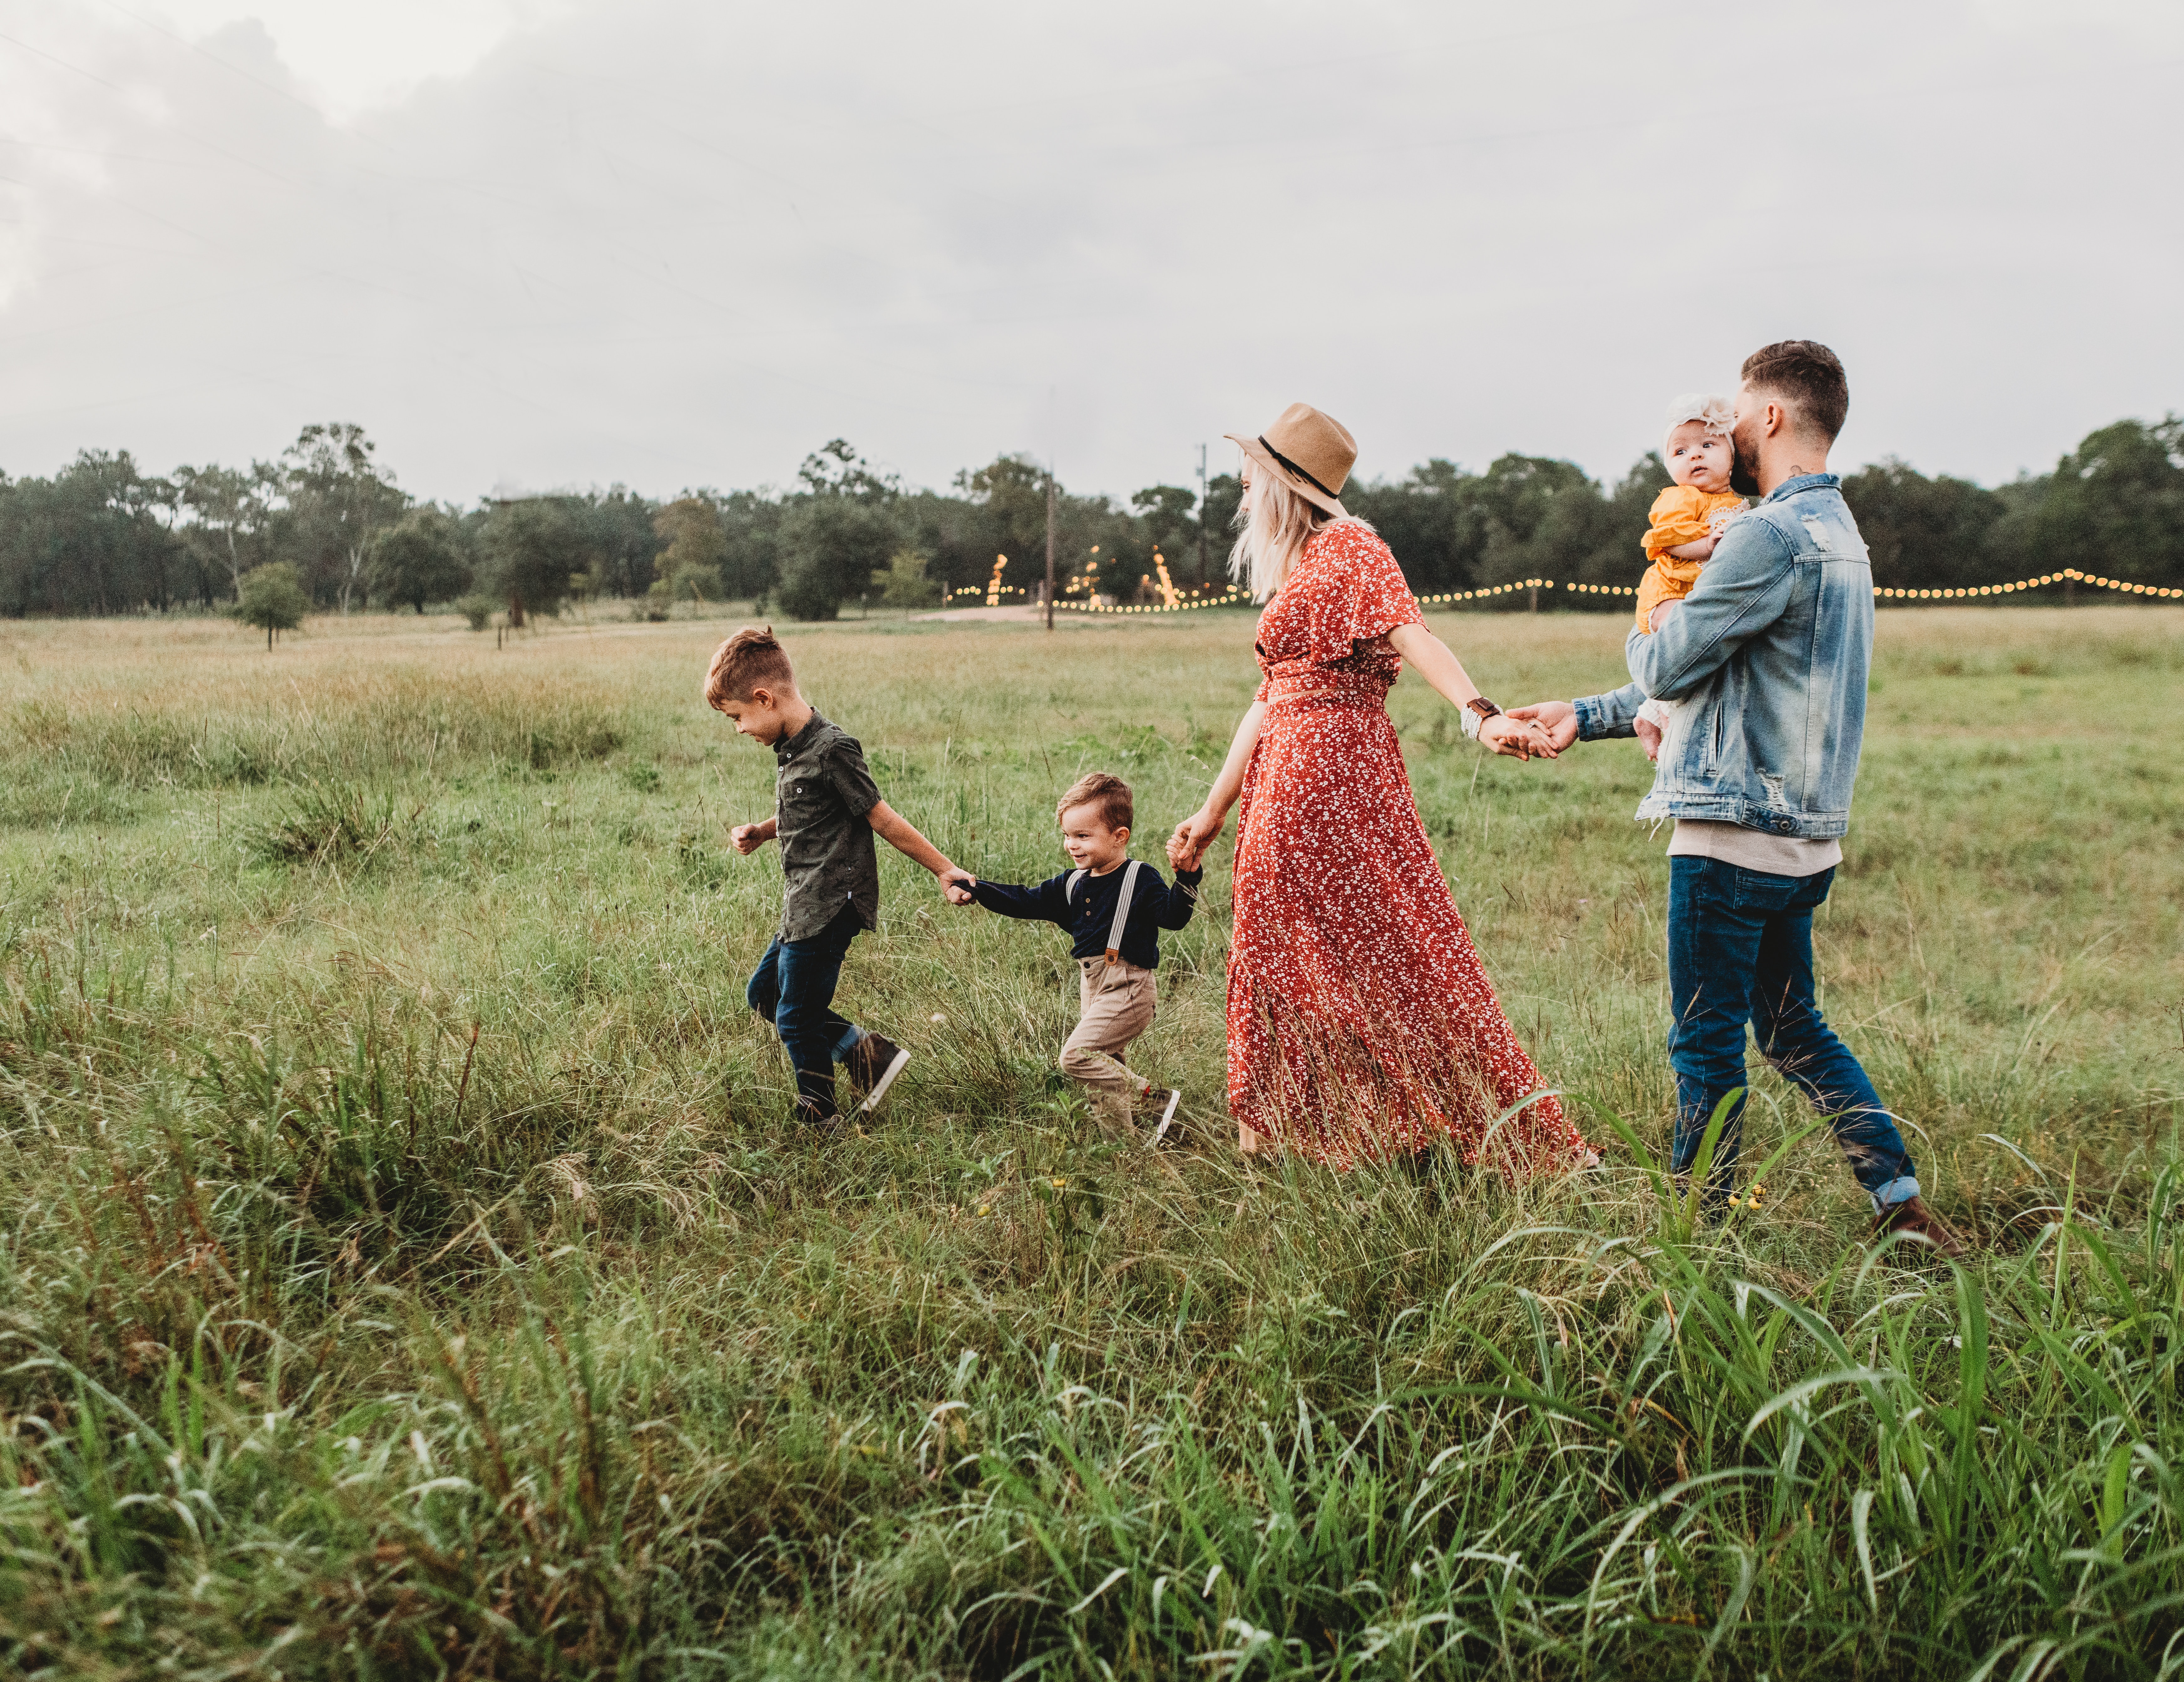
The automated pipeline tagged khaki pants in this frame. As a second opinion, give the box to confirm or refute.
[1059,957,1156,1137]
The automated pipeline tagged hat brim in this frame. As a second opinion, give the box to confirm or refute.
[1224,433,1347,520]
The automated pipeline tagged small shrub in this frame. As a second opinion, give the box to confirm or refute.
[457,594,497,631]
[246,783,411,867]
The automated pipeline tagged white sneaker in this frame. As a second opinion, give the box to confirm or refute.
[849,1033,911,1114]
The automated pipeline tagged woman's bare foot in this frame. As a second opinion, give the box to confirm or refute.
[1237,1122,1274,1157]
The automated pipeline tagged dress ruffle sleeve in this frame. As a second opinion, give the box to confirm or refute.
[1263,524,1425,671]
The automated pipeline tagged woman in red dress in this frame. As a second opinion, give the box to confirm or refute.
[1169,404,1595,1171]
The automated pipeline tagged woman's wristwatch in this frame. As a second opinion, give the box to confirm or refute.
[1460,696,1502,740]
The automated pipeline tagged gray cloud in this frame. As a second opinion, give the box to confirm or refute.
[1,0,2178,503]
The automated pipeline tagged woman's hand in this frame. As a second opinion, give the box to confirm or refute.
[1168,807,1226,871]
[1480,713,1557,761]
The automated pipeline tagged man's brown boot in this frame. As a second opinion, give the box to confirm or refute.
[1873,1195,1968,1259]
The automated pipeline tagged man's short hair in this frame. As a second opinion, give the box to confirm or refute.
[1740,340,1849,443]
[704,625,797,709]
[1056,771,1132,833]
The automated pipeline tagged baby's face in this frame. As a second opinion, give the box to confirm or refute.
[1665,421,1733,492]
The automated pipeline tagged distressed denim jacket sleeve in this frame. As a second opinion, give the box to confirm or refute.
[1623,517,1796,703]
[1572,516,1795,740]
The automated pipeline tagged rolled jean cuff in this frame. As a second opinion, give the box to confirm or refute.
[1869,1175,1921,1215]
[830,1024,867,1063]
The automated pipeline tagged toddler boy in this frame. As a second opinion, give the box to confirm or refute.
[707,625,974,1132]
[961,772,1200,1142]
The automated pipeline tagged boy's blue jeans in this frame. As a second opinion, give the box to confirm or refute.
[1667,857,1919,1214]
[747,902,868,1120]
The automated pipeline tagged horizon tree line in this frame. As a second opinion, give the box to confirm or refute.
[1,414,2178,623]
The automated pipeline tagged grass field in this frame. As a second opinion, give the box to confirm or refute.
[2,602,2181,1679]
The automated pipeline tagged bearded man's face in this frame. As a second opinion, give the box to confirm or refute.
[1729,382,1766,496]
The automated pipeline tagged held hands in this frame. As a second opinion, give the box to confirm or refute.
[1503,700,1580,754]
[1479,713,1558,761]
[937,865,978,906]
[1167,807,1224,873]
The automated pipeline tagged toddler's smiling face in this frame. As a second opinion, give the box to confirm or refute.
[1665,420,1734,493]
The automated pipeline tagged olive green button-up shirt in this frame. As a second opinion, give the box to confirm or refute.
[773,711,883,942]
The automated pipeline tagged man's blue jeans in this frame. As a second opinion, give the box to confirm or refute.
[746,902,868,1120]
[1667,857,1919,1213]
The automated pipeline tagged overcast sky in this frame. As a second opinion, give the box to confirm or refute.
[2,0,2179,505]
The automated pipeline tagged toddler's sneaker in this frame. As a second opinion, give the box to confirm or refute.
[846,1032,911,1114]
[1146,1086,1183,1148]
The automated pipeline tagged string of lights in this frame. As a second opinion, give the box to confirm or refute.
[946,565,2181,615]
[1066,568,2175,611]
[1873,567,2182,601]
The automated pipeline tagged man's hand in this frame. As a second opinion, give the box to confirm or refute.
[1479,713,1557,760]
[729,818,777,855]
[938,865,978,906]
[1634,717,1663,762]
[1168,807,1225,872]
[1505,700,1579,753]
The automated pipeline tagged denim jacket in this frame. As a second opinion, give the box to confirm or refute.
[1574,474,1872,839]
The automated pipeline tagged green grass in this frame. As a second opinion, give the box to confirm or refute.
[1,603,2181,1679]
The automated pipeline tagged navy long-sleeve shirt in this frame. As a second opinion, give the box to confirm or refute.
[969,860,1202,970]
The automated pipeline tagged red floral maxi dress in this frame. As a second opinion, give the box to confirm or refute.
[1226,522,1592,1170]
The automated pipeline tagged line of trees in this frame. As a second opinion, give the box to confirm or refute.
[3,415,2178,622]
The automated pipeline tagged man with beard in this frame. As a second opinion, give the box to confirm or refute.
[1510,341,1965,1254]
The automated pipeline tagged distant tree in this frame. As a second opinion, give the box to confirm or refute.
[2025,416,2184,588]
[799,438,900,502]
[948,454,1051,600]
[281,423,407,611]
[234,561,310,648]
[482,497,592,625]
[174,462,276,600]
[1346,459,1483,595]
[645,505,725,614]
[1200,473,1243,582]
[1842,459,2007,593]
[876,547,942,608]
[1131,483,1197,550]
[718,490,786,600]
[652,497,729,594]
[0,451,187,616]
[775,496,897,620]
[367,506,472,612]
[770,442,902,619]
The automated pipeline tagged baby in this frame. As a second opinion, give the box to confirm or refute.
[1633,394,1747,759]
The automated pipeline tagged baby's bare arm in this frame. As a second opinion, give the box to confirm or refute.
[1663,535,1716,561]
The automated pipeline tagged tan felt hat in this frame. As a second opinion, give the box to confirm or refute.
[1225,402,1354,519]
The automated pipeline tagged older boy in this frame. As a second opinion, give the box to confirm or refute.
[961,772,1200,1142]
[707,625,973,1133]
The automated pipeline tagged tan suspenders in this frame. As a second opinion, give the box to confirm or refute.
[1066,860,1142,965]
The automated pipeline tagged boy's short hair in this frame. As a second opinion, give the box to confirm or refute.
[704,625,797,709]
[1740,340,1849,444]
[1056,771,1132,833]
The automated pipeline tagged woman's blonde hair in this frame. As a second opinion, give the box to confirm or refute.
[1229,466,1361,600]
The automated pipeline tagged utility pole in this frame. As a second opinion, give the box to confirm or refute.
[1045,469,1057,632]
[1196,442,1209,590]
